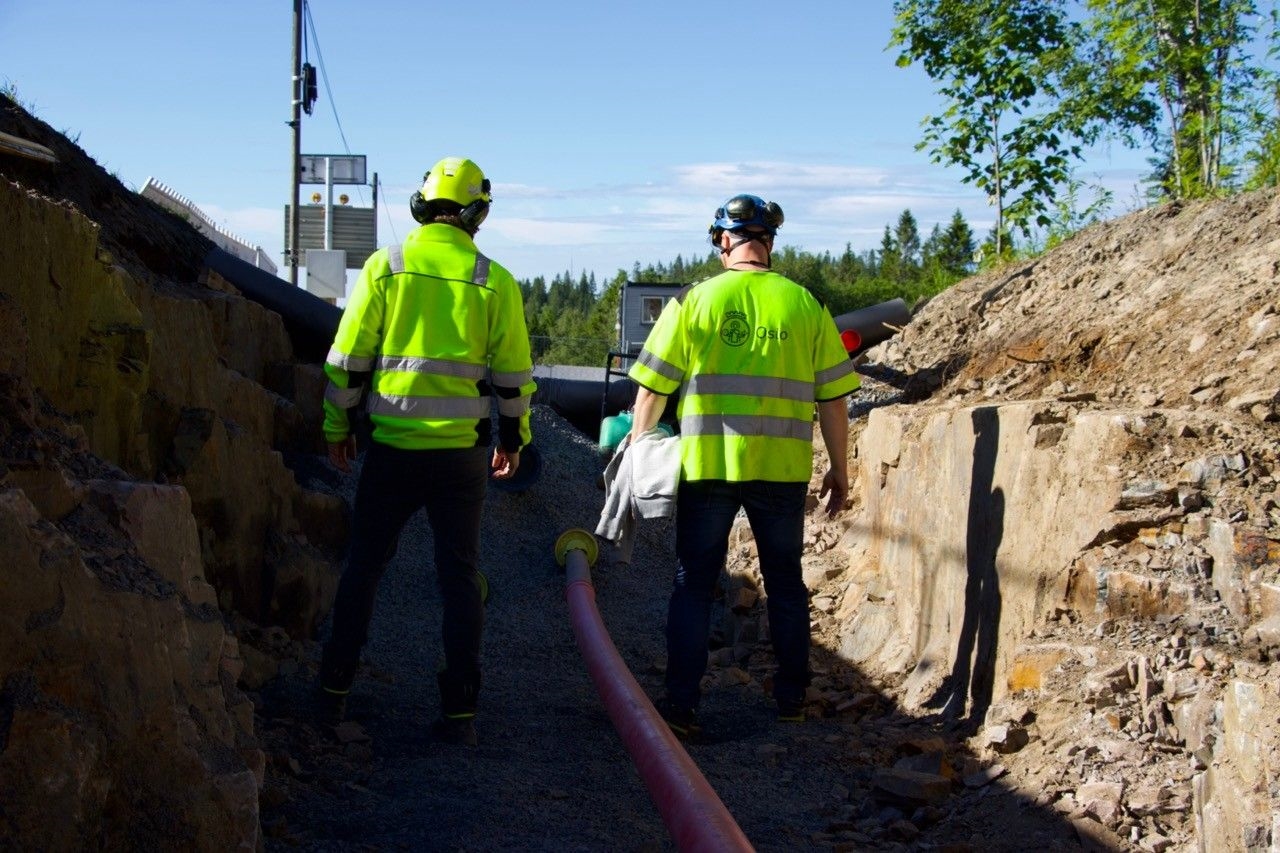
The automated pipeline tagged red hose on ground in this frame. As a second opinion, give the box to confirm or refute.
[555,529,754,853]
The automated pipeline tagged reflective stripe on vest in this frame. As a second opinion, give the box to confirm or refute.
[496,395,530,417]
[387,242,405,274]
[680,412,813,442]
[324,383,364,408]
[491,368,533,387]
[635,349,683,383]
[366,393,490,419]
[327,348,375,372]
[388,241,490,288]
[815,358,859,388]
[685,373,814,403]
[377,355,488,381]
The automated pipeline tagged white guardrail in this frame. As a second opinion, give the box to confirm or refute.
[139,177,279,276]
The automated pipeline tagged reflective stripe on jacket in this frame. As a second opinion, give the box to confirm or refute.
[322,223,536,450]
[628,269,859,482]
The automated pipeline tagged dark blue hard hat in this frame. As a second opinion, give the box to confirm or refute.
[710,194,785,235]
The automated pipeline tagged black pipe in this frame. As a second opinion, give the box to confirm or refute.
[832,298,912,356]
[203,246,341,364]
[532,364,635,417]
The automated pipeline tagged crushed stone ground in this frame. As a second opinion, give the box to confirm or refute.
[255,407,1094,852]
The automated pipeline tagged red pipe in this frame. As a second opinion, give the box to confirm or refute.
[555,530,754,853]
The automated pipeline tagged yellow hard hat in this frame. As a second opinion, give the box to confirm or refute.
[420,157,491,206]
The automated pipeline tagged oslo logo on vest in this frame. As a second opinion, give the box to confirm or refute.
[719,311,751,347]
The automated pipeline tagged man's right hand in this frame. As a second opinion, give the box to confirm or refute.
[327,436,357,473]
[818,466,849,518]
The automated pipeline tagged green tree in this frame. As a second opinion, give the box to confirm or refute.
[891,0,1092,253]
[1244,6,1280,189]
[1245,80,1280,187]
[923,209,976,277]
[1038,169,1115,250]
[833,242,868,283]
[523,277,548,336]
[1084,0,1265,198]
[893,209,922,283]
[877,225,900,283]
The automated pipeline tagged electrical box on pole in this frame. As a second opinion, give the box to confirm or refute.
[284,153,377,271]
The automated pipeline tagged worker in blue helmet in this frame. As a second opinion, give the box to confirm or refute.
[628,192,860,739]
[708,193,786,258]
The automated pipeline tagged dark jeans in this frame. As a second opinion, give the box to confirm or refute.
[667,479,810,710]
[323,442,489,693]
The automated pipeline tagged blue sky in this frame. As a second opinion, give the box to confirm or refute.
[2,0,1151,285]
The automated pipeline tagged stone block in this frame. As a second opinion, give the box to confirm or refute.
[1104,570,1189,619]
[871,767,951,805]
[5,463,85,521]
[1006,644,1071,692]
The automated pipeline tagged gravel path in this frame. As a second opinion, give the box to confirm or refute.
[257,406,873,852]
[257,404,1090,852]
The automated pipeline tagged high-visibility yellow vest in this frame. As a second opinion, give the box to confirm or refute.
[628,269,859,482]
[322,223,535,450]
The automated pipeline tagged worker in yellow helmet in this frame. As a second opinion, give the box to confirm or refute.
[317,157,535,746]
[627,193,860,740]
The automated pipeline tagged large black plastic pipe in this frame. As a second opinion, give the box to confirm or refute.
[555,530,755,853]
[204,246,342,364]
[832,297,912,356]
[532,364,635,416]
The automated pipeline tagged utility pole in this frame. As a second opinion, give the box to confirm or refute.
[288,0,303,286]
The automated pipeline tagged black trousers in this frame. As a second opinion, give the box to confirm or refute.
[323,442,489,692]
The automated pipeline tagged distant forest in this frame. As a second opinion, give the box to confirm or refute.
[519,207,976,366]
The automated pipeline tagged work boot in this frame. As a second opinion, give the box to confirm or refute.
[654,697,702,742]
[435,669,480,747]
[431,715,478,747]
[316,645,356,725]
[775,696,806,723]
[313,685,348,726]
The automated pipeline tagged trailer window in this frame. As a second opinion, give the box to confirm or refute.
[642,296,665,324]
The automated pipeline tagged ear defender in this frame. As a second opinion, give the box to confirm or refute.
[712,194,784,236]
[411,173,491,229]
[763,201,784,230]
[409,190,432,224]
[459,178,492,229]
[459,200,490,230]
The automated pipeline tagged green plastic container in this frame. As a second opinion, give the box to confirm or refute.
[598,413,674,453]
[598,412,632,453]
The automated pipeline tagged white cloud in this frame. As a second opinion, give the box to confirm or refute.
[672,161,895,193]
[490,217,613,246]
[187,155,1042,280]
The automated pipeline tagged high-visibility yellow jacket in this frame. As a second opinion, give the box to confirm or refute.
[628,269,859,482]
[322,223,535,451]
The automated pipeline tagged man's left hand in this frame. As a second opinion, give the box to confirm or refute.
[491,447,520,480]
